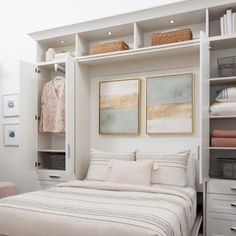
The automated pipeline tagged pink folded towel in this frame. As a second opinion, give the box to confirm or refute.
[211,137,236,147]
[212,129,236,138]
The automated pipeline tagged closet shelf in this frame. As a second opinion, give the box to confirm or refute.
[209,76,236,86]
[37,58,66,69]
[209,147,236,150]
[38,149,66,153]
[76,39,200,65]
[210,115,236,119]
[210,34,236,51]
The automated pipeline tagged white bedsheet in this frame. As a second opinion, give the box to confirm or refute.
[0,180,196,236]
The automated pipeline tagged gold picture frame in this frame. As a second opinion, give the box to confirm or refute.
[146,73,195,135]
[99,78,141,135]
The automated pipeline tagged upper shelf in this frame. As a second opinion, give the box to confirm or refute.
[210,34,236,50]
[76,39,200,65]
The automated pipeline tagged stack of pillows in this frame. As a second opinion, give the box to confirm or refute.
[86,149,196,188]
[210,87,236,116]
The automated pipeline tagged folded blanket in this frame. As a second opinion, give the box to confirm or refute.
[216,87,236,102]
[213,129,236,138]
[211,137,236,147]
[210,102,236,116]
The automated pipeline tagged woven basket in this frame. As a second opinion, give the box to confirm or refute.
[90,40,129,55]
[152,28,192,46]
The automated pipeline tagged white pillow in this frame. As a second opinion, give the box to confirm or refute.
[210,102,236,116]
[109,159,153,186]
[86,149,135,181]
[136,150,190,187]
[186,153,197,188]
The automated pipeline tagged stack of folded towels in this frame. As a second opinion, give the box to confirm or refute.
[212,129,236,147]
[210,87,236,116]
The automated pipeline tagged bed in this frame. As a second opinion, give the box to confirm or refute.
[0,180,196,236]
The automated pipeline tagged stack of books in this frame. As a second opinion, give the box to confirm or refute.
[220,9,236,35]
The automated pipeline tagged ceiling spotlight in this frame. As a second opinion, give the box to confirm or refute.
[169,20,175,24]
[107,31,113,35]
[60,40,65,44]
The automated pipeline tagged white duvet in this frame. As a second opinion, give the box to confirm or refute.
[0,180,195,236]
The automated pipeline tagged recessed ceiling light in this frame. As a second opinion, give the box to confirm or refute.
[107,31,113,35]
[60,40,65,44]
[169,20,175,24]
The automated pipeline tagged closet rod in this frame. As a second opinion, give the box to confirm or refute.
[54,64,65,73]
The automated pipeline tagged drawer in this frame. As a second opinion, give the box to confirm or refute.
[207,212,236,236]
[207,193,236,215]
[207,179,236,195]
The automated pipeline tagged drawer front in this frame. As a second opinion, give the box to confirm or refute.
[207,212,236,236]
[207,193,236,215]
[208,179,236,195]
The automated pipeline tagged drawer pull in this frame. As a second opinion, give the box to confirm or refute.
[231,203,236,207]
[231,187,236,191]
[231,227,236,231]
[49,175,60,179]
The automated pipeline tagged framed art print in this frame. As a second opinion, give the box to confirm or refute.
[99,78,140,134]
[3,123,20,147]
[146,73,194,134]
[3,94,19,117]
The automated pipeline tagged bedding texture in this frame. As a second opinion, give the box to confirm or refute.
[86,149,135,181]
[136,150,190,187]
[0,180,195,236]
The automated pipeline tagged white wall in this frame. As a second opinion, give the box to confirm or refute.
[0,0,185,193]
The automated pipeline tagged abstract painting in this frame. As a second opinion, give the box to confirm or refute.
[99,78,140,134]
[146,73,194,134]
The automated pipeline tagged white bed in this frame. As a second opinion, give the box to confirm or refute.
[0,180,196,236]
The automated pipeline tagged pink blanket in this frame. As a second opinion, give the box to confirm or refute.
[213,129,236,138]
[211,137,236,147]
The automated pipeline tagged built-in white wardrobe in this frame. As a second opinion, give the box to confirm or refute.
[19,0,236,235]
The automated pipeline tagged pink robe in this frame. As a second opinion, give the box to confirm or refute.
[39,77,65,133]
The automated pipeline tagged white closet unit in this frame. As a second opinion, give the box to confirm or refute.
[20,57,75,187]
[20,0,236,234]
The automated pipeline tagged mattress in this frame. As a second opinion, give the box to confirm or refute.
[0,180,196,236]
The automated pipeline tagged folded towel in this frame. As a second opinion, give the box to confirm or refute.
[211,137,236,147]
[213,129,236,138]
[216,87,236,102]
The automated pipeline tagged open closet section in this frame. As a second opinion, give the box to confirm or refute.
[20,56,75,188]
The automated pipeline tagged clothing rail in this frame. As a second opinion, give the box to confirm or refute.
[54,64,65,73]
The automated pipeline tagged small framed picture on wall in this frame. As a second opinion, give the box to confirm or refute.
[3,94,19,117]
[3,123,20,147]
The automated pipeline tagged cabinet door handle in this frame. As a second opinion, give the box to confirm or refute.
[231,227,236,231]
[67,144,70,158]
[231,203,236,207]
[231,187,236,191]
[49,175,60,179]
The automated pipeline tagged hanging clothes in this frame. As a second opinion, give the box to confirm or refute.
[39,76,65,133]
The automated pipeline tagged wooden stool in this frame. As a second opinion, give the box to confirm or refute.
[0,182,17,198]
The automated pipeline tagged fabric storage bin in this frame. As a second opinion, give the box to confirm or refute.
[214,158,236,179]
[217,56,236,77]
[151,28,192,46]
[90,40,129,55]
[42,153,66,170]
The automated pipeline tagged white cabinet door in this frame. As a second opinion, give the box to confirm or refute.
[199,31,210,184]
[65,57,75,175]
[19,61,38,170]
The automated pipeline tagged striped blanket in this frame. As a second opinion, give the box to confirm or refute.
[0,181,195,236]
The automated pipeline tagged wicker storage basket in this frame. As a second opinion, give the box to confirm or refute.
[152,28,193,46]
[90,40,129,55]
[217,56,236,77]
